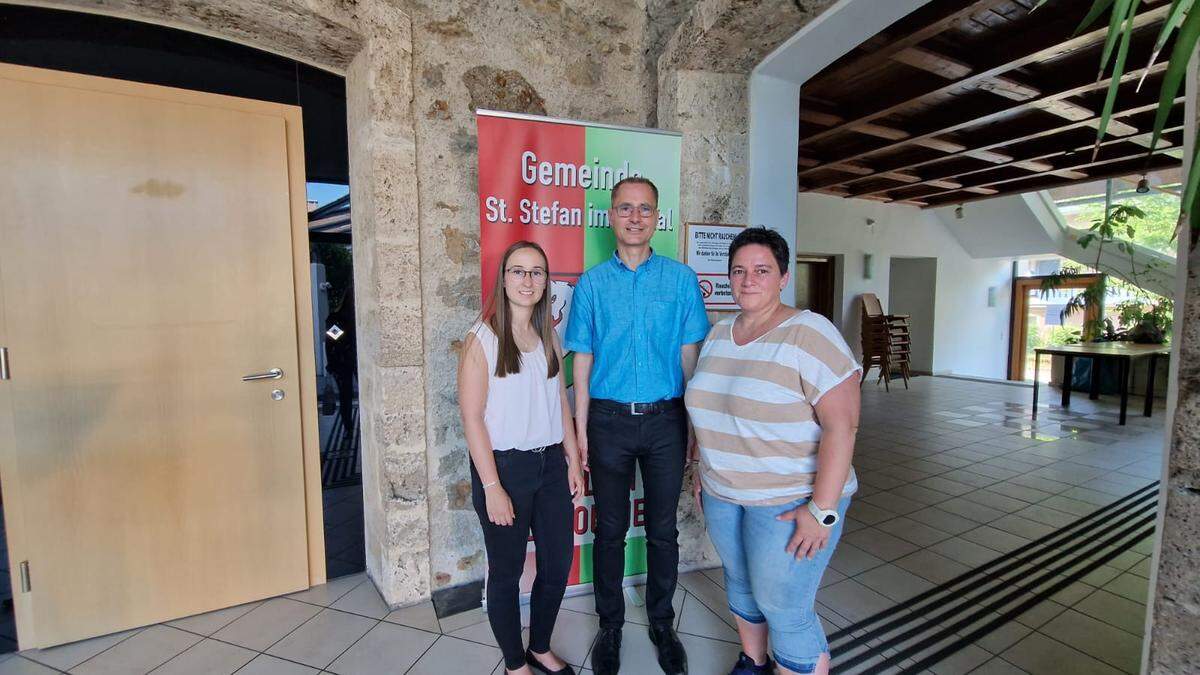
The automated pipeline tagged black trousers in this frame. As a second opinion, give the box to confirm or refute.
[588,400,687,629]
[471,446,574,670]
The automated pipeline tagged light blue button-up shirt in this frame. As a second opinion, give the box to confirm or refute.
[564,251,710,403]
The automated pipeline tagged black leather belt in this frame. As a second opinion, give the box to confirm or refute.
[591,398,683,416]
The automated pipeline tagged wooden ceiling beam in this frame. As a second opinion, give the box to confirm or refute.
[800,3,1169,148]
[908,144,1181,203]
[891,46,973,79]
[801,106,914,142]
[811,0,1017,88]
[879,171,923,183]
[1051,169,1090,180]
[893,45,1048,110]
[913,137,967,153]
[890,46,1133,147]
[799,108,843,126]
[920,154,1180,208]
[964,149,1014,164]
[851,123,911,140]
[830,162,875,176]
[799,62,1168,178]
[1011,159,1056,173]
[801,85,1177,192]
[978,76,1041,101]
[846,123,1184,199]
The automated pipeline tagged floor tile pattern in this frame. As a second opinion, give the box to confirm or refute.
[0,377,1162,674]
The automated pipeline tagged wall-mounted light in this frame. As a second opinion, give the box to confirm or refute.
[863,253,873,280]
[1136,176,1151,194]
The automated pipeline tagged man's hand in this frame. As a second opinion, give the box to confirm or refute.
[778,505,831,560]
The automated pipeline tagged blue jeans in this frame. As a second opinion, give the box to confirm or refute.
[703,492,852,674]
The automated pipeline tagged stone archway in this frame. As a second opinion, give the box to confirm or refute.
[5,0,432,607]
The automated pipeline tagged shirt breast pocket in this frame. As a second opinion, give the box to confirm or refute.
[647,299,677,330]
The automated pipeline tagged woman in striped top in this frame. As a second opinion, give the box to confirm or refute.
[684,227,862,675]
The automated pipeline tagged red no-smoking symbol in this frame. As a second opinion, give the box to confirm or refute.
[699,279,714,299]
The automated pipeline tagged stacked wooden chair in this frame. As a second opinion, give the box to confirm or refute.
[860,293,912,391]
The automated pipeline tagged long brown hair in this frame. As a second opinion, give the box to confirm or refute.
[482,241,560,379]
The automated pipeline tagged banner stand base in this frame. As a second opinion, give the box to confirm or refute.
[623,585,645,608]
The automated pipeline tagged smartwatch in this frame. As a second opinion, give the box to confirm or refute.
[807,500,839,528]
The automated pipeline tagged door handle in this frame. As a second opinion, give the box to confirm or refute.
[242,368,283,382]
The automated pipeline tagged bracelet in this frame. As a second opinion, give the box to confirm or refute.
[482,480,498,490]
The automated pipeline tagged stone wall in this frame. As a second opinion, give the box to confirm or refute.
[1146,220,1200,670]
[409,0,664,591]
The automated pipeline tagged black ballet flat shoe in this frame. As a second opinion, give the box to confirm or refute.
[525,648,576,675]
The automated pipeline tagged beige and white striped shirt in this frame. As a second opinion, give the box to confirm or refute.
[685,311,861,506]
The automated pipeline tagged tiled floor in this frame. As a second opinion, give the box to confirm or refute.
[0,376,1163,674]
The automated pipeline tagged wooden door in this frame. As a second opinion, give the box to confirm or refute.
[0,64,324,648]
[1008,274,1104,381]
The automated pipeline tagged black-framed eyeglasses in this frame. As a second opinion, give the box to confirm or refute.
[506,267,547,284]
[613,203,656,218]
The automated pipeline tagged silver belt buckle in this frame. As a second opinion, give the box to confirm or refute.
[629,402,643,416]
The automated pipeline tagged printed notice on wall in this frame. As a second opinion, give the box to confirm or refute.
[685,222,744,310]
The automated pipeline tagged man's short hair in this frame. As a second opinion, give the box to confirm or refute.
[728,226,790,275]
[611,176,659,206]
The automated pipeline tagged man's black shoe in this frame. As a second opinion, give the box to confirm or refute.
[648,622,687,674]
[592,627,622,675]
[727,651,773,675]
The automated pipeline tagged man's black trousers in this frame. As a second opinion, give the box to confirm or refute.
[587,398,687,629]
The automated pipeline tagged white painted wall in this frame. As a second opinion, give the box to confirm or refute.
[931,195,1059,258]
[797,193,1015,379]
[889,257,937,373]
[749,0,931,305]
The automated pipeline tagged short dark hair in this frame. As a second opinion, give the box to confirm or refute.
[611,176,658,206]
[728,227,790,275]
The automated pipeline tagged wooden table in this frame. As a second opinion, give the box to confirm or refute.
[1032,342,1170,425]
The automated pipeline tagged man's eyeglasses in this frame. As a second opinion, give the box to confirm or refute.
[506,267,547,284]
[613,203,656,218]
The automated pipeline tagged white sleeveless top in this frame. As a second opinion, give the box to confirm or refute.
[470,322,564,451]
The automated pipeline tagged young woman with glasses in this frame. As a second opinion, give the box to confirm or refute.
[458,240,585,675]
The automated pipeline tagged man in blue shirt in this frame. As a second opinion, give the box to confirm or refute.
[565,177,710,675]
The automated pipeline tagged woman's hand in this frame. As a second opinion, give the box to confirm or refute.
[577,433,589,473]
[691,468,704,518]
[778,505,830,560]
[484,485,515,526]
[567,459,585,499]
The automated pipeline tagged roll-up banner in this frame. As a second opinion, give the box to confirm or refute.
[475,109,682,597]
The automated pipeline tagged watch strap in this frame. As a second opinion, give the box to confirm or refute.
[807,499,839,528]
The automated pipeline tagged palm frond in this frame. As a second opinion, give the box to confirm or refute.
[1138,0,1193,90]
[1097,0,1135,80]
[1094,0,1140,156]
[1149,5,1200,153]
